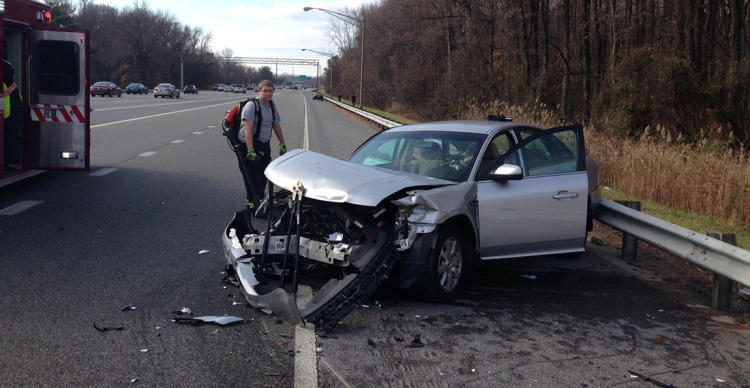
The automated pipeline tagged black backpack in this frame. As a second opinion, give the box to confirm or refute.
[225,97,276,141]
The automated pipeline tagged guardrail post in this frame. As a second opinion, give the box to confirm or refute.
[617,201,641,261]
[710,233,737,310]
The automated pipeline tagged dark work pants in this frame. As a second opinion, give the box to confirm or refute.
[238,140,271,205]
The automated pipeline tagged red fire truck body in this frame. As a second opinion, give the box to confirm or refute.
[1,0,90,186]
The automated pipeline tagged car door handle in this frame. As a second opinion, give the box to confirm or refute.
[553,191,579,200]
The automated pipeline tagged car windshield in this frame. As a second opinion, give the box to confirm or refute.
[348,130,485,182]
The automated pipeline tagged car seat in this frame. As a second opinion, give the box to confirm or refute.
[477,143,500,178]
[410,142,443,175]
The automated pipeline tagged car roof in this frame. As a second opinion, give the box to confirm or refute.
[385,120,535,135]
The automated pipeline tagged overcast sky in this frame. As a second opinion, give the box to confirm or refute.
[89,0,378,75]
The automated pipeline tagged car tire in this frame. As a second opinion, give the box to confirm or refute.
[414,224,469,303]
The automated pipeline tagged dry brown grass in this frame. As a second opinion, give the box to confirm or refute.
[465,100,750,229]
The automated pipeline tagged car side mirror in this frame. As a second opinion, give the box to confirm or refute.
[489,164,523,181]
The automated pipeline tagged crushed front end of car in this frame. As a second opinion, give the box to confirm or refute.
[221,149,461,330]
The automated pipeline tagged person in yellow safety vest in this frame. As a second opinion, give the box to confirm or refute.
[3,59,22,170]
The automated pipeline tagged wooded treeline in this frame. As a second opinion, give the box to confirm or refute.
[327,0,750,145]
[50,0,267,90]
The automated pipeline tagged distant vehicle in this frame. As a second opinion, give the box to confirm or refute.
[213,84,220,91]
[224,84,234,92]
[232,84,246,94]
[90,81,122,97]
[312,93,324,101]
[183,85,198,94]
[217,84,226,92]
[153,83,180,98]
[125,83,148,95]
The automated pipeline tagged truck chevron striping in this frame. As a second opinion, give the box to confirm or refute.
[31,104,86,123]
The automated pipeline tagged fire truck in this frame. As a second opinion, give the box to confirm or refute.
[1,0,89,186]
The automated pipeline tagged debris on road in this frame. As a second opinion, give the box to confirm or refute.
[121,305,136,311]
[93,322,124,332]
[198,249,210,255]
[173,315,245,326]
[407,334,424,348]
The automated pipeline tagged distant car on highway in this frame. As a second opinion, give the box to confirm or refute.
[153,83,180,98]
[232,84,246,94]
[125,83,148,95]
[217,84,226,92]
[90,81,122,97]
[183,85,198,94]
[312,93,324,101]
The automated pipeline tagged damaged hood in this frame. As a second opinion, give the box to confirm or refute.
[265,149,452,206]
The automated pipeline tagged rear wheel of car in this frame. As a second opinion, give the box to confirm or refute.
[414,224,469,302]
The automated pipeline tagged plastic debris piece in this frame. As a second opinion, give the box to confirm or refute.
[130,378,138,383]
[198,249,210,255]
[626,369,674,387]
[140,349,148,353]
[520,274,537,280]
[121,306,136,311]
[93,322,125,332]
[173,315,245,326]
[211,329,220,335]
[172,307,192,315]
[716,378,726,383]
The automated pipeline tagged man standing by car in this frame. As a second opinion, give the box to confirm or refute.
[240,80,286,213]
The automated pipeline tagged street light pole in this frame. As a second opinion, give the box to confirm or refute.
[304,6,364,109]
[301,48,334,97]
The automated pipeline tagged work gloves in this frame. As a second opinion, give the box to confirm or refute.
[247,144,285,161]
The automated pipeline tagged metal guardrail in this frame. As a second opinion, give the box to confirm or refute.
[593,199,750,287]
[321,95,402,129]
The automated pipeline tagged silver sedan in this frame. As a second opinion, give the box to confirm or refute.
[153,83,180,98]
[222,118,600,330]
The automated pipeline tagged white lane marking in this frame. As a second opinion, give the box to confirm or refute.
[0,200,43,216]
[193,131,204,135]
[294,324,318,388]
[93,96,240,112]
[171,140,185,144]
[139,151,157,157]
[89,168,117,176]
[91,101,235,129]
[303,97,310,150]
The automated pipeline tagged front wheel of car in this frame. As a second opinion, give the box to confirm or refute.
[415,224,469,303]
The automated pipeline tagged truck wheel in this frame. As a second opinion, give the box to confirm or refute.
[414,224,469,303]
